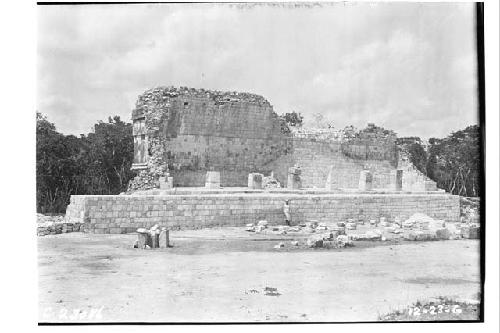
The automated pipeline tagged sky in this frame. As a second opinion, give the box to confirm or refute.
[37,2,479,139]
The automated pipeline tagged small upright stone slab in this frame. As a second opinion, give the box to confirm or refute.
[137,229,151,249]
[390,169,403,191]
[151,232,159,248]
[287,166,302,190]
[159,229,170,248]
[358,170,373,191]
[248,173,263,189]
[159,173,174,190]
[325,165,338,190]
[205,171,221,189]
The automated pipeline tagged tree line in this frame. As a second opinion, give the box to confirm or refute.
[37,112,482,213]
[398,125,482,197]
[36,113,134,213]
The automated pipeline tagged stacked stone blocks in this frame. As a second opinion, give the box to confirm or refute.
[65,193,460,234]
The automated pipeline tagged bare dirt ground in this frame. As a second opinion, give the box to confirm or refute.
[38,228,481,323]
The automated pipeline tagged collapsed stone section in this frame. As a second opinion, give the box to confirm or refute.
[128,86,290,190]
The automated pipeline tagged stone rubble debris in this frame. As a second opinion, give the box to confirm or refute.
[37,214,83,236]
[346,222,357,230]
[257,220,268,227]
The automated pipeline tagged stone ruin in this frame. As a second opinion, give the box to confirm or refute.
[64,86,460,234]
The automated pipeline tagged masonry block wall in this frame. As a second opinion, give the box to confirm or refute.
[130,87,291,189]
[265,139,395,189]
[65,193,460,234]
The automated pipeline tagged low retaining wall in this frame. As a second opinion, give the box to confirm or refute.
[65,192,460,234]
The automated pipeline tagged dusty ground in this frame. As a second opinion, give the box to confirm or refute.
[38,228,481,323]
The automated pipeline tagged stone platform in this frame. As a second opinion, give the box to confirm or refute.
[65,189,460,234]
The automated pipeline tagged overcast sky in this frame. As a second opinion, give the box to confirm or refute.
[37,2,478,138]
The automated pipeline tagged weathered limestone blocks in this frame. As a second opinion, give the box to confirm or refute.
[65,192,461,234]
[205,171,221,189]
[287,166,302,190]
[248,173,264,189]
[325,165,339,190]
[390,169,403,191]
[159,229,170,248]
[358,170,373,191]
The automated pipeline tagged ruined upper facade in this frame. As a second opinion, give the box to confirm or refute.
[128,86,432,191]
[129,86,290,189]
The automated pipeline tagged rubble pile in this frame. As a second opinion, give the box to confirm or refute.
[247,219,355,249]
[134,86,272,114]
[262,174,281,189]
[460,197,480,224]
[246,212,480,250]
[401,213,479,241]
[37,214,83,236]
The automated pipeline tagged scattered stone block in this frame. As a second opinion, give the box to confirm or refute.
[435,228,451,240]
[151,232,159,248]
[257,220,268,227]
[137,230,150,249]
[159,176,173,190]
[385,226,396,233]
[159,229,170,248]
[322,240,337,249]
[255,225,265,233]
[336,235,353,247]
[305,221,318,229]
[307,236,323,248]
[320,232,334,241]
[331,226,345,235]
[461,226,480,239]
[346,223,357,230]
[405,230,436,241]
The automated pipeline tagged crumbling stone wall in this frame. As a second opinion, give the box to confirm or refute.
[128,86,291,189]
[341,123,398,165]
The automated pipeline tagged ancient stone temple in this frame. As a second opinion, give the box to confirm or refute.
[127,86,418,190]
[65,86,456,234]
